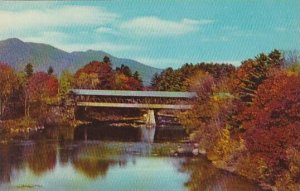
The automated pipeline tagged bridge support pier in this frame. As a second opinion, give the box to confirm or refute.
[145,109,156,128]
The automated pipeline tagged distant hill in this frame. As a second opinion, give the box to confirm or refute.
[0,38,162,85]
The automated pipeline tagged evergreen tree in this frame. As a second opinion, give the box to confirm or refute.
[133,71,142,83]
[151,73,160,89]
[25,63,33,77]
[47,66,54,75]
[103,56,111,64]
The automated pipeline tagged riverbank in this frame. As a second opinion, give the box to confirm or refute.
[171,142,276,191]
[0,116,88,143]
[211,159,277,191]
[0,117,39,143]
[194,148,278,191]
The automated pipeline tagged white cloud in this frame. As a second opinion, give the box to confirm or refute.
[95,27,121,36]
[0,6,118,32]
[120,16,214,37]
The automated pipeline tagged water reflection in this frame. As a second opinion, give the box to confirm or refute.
[179,158,262,191]
[72,122,187,143]
[0,122,262,191]
[0,140,262,191]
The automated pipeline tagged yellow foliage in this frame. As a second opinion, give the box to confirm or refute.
[212,128,243,162]
[236,155,272,182]
[275,148,300,191]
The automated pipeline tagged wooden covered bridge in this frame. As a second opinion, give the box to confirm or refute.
[68,89,197,127]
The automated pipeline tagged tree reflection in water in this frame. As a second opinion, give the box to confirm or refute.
[0,144,24,183]
[178,157,262,191]
[71,142,127,179]
[0,140,129,184]
[25,142,57,176]
[0,125,262,191]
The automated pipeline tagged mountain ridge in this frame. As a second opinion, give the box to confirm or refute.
[0,38,162,85]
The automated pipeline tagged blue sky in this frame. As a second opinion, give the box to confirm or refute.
[0,1,299,68]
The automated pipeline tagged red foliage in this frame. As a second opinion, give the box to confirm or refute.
[75,60,143,90]
[240,70,300,168]
[75,61,114,89]
[26,72,58,100]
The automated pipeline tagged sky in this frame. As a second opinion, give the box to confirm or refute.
[0,1,299,68]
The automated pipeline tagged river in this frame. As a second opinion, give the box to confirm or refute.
[0,122,262,191]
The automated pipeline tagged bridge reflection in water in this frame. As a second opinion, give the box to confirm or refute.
[73,122,185,143]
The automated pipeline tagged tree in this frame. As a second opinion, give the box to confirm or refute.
[150,73,160,90]
[133,71,142,83]
[59,70,74,97]
[75,60,114,90]
[98,61,114,89]
[47,66,54,75]
[116,64,132,77]
[114,72,143,90]
[75,73,99,89]
[103,56,110,63]
[239,70,300,180]
[25,63,33,78]
[25,72,59,117]
[234,50,283,104]
[151,63,235,91]
[74,58,143,90]
[179,72,219,149]
[0,63,19,117]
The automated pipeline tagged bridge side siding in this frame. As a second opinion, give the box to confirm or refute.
[76,102,193,110]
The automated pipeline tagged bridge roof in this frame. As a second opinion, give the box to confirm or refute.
[70,89,197,98]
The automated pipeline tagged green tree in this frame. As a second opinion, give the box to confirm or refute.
[151,73,160,89]
[133,71,142,83]
[235,50,283,104]
[59,70,74,97]
[116,64,132,77]
[47,66,54,75]
[103,56,110,64]
[25,63,33,78]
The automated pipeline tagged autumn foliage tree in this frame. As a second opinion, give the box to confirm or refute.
[233,49,283,104]
[25,72,59,117]
[239,70,300,180]
[0,63,19,118]
[179,50,300,190]
[74,57,143,90]
[151,63,235,91]
[75,60,114,89]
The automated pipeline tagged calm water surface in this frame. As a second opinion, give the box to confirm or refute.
[0,123,262,191]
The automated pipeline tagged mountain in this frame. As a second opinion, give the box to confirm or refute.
[0,38,162,85]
